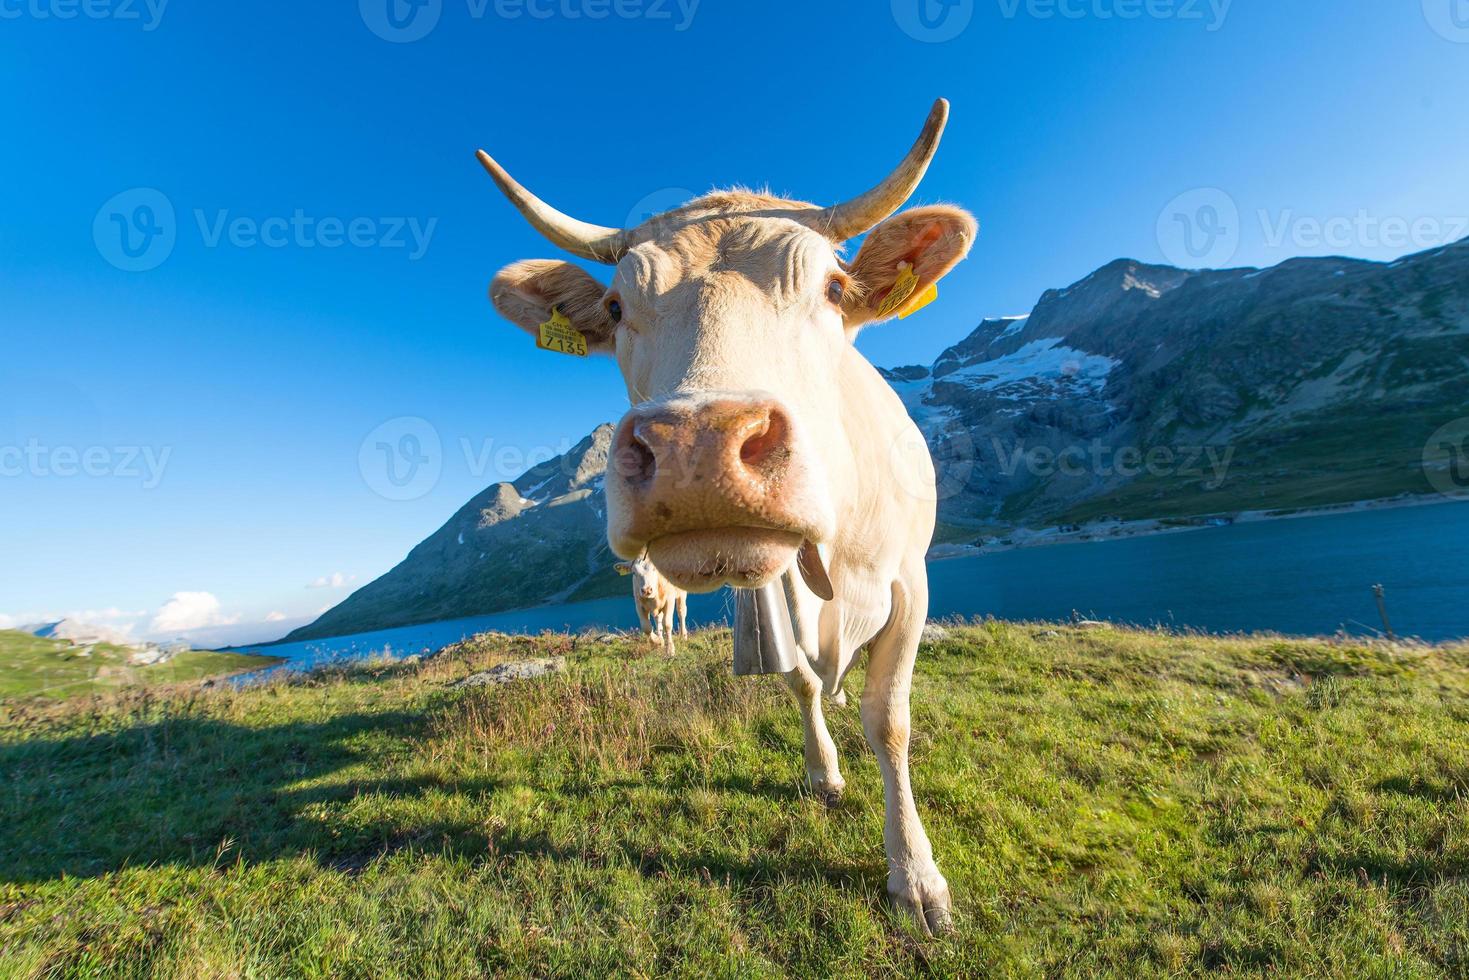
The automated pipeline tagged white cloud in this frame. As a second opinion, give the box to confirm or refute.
[150,592,240,634]
[1,611,57,631]
[264,611,287,622]
[307,572,356,589]
[74,607,146,621]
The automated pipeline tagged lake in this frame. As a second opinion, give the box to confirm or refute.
[232,500,1468,681]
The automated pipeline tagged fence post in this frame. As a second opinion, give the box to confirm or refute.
[1371,584,1395,641]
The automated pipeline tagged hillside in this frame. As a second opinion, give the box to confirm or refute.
[289,240,1469,642]
[0,629,279,699]
[3,623,1466,975]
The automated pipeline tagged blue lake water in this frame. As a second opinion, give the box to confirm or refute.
[232,501,1468,681]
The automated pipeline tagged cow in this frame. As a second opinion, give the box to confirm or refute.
[614,553,688,656]
[479,99,975,933]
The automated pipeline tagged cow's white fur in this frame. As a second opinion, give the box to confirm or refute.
[484,111,975,933]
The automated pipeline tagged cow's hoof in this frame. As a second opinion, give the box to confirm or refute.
[810,777,845,808]
[889,868,953,936]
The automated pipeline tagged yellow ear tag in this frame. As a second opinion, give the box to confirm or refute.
[898,282,938,320]
[875,263,920,319]
[536,306,588,357]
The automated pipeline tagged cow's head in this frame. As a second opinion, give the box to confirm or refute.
[484,100,975,594]
[613,555,661,601]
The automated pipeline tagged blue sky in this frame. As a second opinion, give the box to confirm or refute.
[3,0,1467,644]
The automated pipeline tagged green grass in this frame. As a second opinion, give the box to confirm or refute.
[1,624,1466,976]
[0,630,281,700]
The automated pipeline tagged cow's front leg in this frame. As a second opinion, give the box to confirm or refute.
[781,656,844,806]
[660,608,676,657]
[677,594,688,636]
[862,582,950,934]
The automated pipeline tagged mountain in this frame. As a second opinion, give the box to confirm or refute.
[285,426,619,642]
[27,619,135,647]
[885,238,1468,533]
[288,239,1469,641]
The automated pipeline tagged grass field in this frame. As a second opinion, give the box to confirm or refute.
[0,630,280,700]
[0,630,281,700]
[1,623,1466,977]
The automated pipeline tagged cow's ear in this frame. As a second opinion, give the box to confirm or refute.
[490,259,616,353]
[613,562,633,576]
[841,206,976,332]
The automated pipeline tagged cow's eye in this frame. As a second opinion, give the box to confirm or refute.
[607,298,623,323]
[825,277,845,306]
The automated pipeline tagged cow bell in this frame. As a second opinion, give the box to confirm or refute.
[732,581,800,676]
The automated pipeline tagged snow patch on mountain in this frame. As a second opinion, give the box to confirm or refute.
[941,338,1118,399]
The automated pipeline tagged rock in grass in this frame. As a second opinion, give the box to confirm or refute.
[921,624,950,644]
[452,657,566,688]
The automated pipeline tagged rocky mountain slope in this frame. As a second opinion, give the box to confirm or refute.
[888,236,1467,533]
[287,239,1469,641]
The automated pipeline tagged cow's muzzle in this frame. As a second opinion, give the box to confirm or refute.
[605,393,833,594]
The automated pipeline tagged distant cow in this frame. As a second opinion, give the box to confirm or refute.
[615,554,687,656]
[481,99,973,932]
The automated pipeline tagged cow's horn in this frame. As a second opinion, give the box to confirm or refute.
[476,150,629,264]
[810,98,950,242]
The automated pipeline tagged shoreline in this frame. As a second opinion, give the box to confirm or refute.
[927,492,1463,561]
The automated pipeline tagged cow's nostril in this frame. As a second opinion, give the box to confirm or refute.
[615,431,657,483]
[739,410,788,470]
